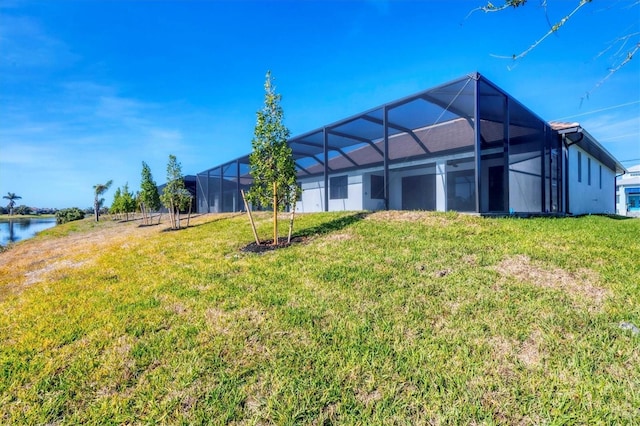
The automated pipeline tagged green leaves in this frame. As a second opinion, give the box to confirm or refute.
[247,71,297,212]
[140,162,161,211]
[160,155,191,229]
[93,180,113,221]
[139,162,161,225]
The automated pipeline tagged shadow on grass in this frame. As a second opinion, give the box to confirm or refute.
[593,213,636,221]
[294,211,370,238]
[159,213,244,232]
[240,211,370,254]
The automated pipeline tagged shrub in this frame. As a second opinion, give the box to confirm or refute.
[56,208,85,224]
[14,205,32,215]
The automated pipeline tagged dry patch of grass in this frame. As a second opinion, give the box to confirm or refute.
[518,329,543,368]
[367,210,457,225]
[0,214,219,300]
[494,254,608,311]
[24,259,88,285]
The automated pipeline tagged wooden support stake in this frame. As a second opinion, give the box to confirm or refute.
[273,182,278,246]
[241,189,260,246]
[287,206,295,244]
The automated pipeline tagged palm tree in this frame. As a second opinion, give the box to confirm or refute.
[3,192,22,216]
[93,180,113,222]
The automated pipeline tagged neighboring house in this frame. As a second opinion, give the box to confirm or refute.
[195,72,625,216]
[616,164,640,217]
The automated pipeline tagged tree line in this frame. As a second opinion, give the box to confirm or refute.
[96,71,300,243]
[93,156,192,230]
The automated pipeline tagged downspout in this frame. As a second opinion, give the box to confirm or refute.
[615,171,626,214]
[564,132,584,147]
[562,131,584,215]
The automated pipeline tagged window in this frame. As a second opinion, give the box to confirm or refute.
[599,165,603,189]
[370,175,384,200]
[330,175,348,199]
[588,157,592,186]
[577,151,582,183]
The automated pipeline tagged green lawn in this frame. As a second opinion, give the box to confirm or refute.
[1,211,638,424]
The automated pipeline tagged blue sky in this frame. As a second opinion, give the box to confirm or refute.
[1,0,639,209]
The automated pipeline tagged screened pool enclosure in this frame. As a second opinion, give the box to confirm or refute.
[196,73,609,215]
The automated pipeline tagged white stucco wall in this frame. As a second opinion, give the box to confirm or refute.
[568,146,616,215]
[296,172,364,212]
[295,155,471,213]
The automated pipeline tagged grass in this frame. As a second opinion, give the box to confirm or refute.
[0,211,639,424]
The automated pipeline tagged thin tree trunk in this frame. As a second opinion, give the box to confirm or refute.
[241,190,260,246]
[287,204,295,244]
[157,211,162,225]
[273,181,278,246]
[140,202,147,225]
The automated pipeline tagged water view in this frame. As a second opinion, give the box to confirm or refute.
[0,217,57,246]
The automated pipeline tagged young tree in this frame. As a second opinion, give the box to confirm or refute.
[139,161,161,225]
[3,192,22,216]
[247,71,299,245]
[160,154,189,230]
[93,180,113,222]
[177,187,193,228]
[120,183,136,221]
[110,187,123,219]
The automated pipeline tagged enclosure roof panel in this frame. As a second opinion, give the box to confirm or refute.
[195,73,624,180]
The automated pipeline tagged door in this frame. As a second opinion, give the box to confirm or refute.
[488,166,505,212]
[402,174,436,210]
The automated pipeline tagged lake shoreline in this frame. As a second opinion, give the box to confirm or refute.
[0,217,57,246]
[0,214,56,221]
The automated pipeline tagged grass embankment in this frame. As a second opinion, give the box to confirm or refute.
[1,212,638,424]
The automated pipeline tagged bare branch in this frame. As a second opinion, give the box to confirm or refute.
[500,0,592,61]
[594,31,640,61]
[471,0,637,97]
[582,42,640,105]
[462,0,528,23]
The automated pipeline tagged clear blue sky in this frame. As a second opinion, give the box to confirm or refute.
[1,0,639,209]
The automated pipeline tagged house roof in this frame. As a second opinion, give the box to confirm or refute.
[196,74,626,180]
[617,164,640,186]
[550,121,626,174]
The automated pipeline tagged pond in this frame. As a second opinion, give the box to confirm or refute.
[0,217,57,246]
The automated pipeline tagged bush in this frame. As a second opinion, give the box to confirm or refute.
[56,208,85,224]
[15,205,32,215]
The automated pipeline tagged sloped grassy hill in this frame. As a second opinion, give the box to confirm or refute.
[1,212,639,424]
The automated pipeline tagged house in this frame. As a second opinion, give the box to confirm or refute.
[195,73,625,216]
[158,175,198,213]
[616,164,640,217]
